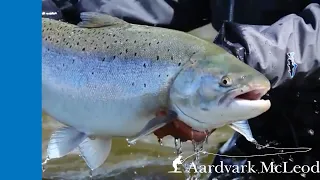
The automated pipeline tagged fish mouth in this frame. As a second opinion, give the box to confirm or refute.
[220,86,270,106]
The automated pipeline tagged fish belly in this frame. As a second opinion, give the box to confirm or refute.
[42,47,179,137]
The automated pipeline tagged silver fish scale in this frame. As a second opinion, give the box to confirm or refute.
[42,18,207,138]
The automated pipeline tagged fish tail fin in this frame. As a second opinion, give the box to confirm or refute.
[78,137,112,171]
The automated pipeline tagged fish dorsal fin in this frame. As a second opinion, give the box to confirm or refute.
[77,12,128,28]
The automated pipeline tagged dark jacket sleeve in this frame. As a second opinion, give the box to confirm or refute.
[214,3,320,89]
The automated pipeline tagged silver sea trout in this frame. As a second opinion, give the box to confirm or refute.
[42,12,271,171]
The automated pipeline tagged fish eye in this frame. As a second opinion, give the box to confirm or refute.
[219,75,232,87]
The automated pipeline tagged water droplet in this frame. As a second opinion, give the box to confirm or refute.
[89,170,93,180]
[313,99,317,103]
[300,173,306,178]
[174,138,182,155]
[134,171,137,175]
[255,142,263,149]
[158,138,163,146]
[126,138,136,147]
[308,129,314,136]
[42,157,49,172]
[289,156,294,162]
[205,134,209,144]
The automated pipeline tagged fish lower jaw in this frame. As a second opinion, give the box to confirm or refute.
[231,99,271,113]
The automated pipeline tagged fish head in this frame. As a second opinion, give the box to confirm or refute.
[169,51,271,131]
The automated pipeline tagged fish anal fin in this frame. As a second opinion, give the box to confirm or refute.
[78,137,112,171]
[78,12,128,28]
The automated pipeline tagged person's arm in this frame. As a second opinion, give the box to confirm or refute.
[213,3,320,89]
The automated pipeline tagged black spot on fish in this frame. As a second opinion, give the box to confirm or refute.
[157,42,159,44]
[119,52,122,55]
[143,63,146,68]
[72,59,75,63]
[66,42,69,45]
[104,41,107,44]
[82,48,85,51]
[144,83,146,87]
[77,42,79,45]
[125,49,128,53]
[114,40,117,43]
[156,56,159,60]
[167,75,169,77]
[132,82,134,86]
[107,46,110,49]
[94,47,97,50]
[92,72,94,75]
[134,40,137,43]
[113,56,116,59]
[158,75,161,77]
[178,63,181,66]
[113,34,116,37]
[69,45,72,48]
[62,63,65,67]
[148,43,151,46]
[171,56,173,60]
[134,53,137,56]
[45,38,48,41]
[125,39,129,42]
[167,49,170,52]
[102,58,105,62]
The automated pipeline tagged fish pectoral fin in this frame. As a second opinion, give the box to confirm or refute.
[78,12,128,28]
[78,137,112,171]
[126,111,177,145]
[47,126,87,159]
[229,120,256,143]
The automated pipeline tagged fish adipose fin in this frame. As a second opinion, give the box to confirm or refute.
[126,110,177,145]
[78,137,112,171]
[78,12,128,28]
[229,120,257,143]
[47,126,87,159]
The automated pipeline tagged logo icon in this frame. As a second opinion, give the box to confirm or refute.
[287,52,298,78]
[168,155,184,173]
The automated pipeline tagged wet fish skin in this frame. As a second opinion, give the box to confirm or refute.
[42,12,271,171]
[42,16,209,137]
